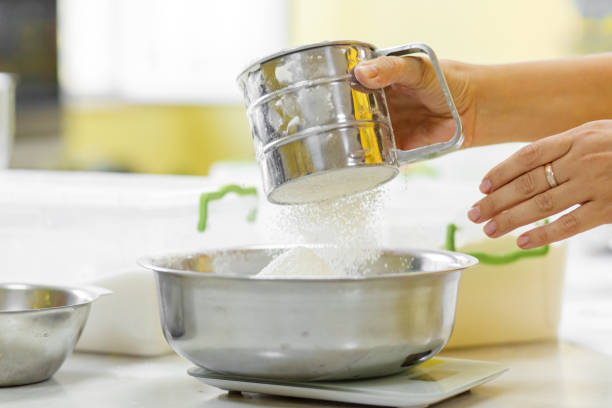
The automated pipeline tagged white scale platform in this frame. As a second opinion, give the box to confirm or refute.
[188,357,507,408]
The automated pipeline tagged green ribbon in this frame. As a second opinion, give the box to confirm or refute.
[197,184,258,232]
[445,223,549,265]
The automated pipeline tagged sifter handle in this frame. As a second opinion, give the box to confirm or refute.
[374,43,464,164]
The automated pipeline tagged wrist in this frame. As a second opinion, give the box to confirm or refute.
[468,63,494,148]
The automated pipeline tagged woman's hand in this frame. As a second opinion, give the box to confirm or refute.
[353,56,478,149]
[354,54,612,150]
[468,120,612,249]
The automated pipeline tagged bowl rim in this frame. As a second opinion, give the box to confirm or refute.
[138,245,478,283]
[0,283,110,314]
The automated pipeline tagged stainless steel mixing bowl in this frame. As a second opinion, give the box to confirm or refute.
[0,283,109,386]
[140,247,477,381]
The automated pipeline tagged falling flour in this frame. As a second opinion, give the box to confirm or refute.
[261,185,388,277]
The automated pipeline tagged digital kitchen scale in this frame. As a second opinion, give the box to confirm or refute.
[188,357,507,408]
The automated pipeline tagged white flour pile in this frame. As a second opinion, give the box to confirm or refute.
[260,185,388,277]
[255,247,338,278]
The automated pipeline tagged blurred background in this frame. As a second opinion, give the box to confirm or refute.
[1,0,611,361]
[1,0,611,174]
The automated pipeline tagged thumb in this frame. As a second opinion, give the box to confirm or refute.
[353,55,426,90]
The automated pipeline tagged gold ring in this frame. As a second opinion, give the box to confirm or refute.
[545,163,558,188]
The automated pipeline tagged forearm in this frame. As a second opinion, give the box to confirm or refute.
[470,54,612,146]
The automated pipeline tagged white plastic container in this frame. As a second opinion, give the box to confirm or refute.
[379,146,567,348]
[0,170,260,355]
[1,142,568,354]
[76,270,171,356]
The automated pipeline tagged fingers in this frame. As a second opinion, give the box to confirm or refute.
[353,56,426,90]
[469,166,548,223]
[516,201,600,249]
[468,120,612,248]
[481,182,581,238]
[479,135,572,194]
[469,152,573,223]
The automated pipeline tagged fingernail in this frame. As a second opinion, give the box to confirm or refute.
[356,63,378,79]
[467,206,481,222]
[484,220,496,236]
[517,235,530,248]
[480,179,492,194]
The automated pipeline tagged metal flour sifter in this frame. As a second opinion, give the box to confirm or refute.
[237,41,463,204]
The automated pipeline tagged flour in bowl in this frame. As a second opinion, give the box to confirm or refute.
[255,247,339,278]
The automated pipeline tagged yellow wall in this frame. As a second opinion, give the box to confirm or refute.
[62,0,582,175]
[62,104,253,174]
[290,0,579,62]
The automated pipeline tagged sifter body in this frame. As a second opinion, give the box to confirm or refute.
[237,41,463,204]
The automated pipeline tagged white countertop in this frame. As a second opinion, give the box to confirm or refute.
[2,341,612,408]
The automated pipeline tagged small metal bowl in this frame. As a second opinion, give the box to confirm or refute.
[140,247,477,381]
[0,283,110,387]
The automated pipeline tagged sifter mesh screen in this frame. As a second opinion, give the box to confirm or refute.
[268,166,398,204]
